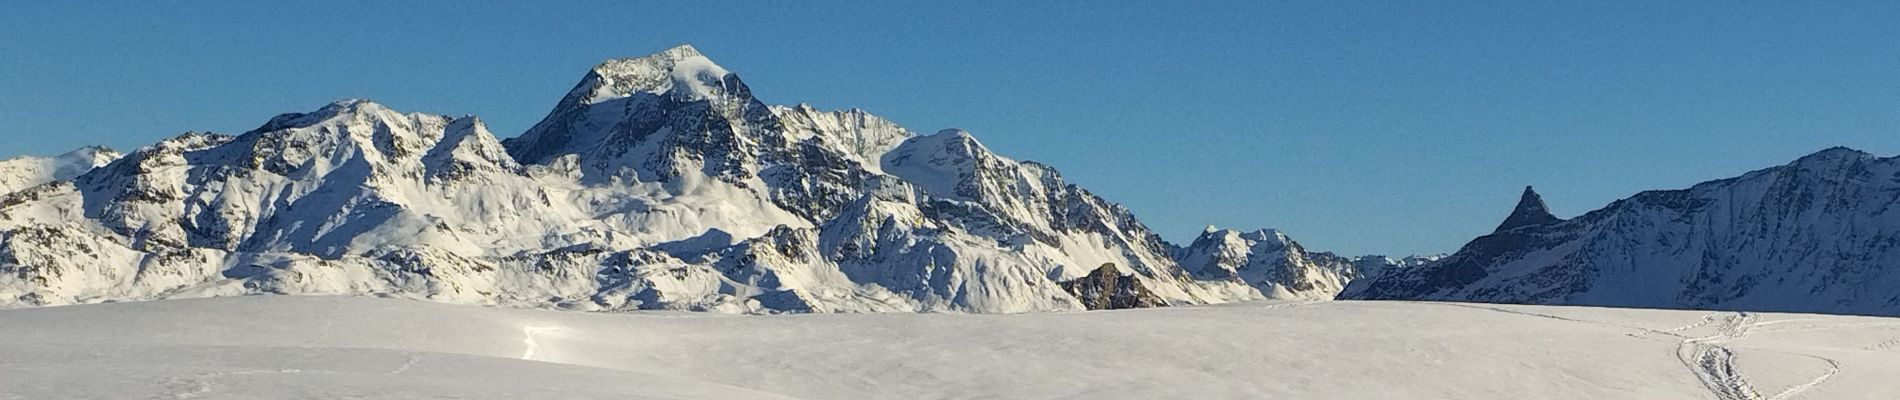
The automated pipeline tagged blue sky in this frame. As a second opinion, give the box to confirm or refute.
[4,2,1899,255]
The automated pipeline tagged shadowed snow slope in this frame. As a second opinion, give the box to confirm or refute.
[2,296,1897,399]
[1346,148,1900,317]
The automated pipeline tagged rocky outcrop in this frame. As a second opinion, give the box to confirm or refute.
[1175,227,1362,300]
[1060,264,1166,310]
[1493,186,1559,232]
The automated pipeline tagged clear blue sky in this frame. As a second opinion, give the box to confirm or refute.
[4,2,1899,255]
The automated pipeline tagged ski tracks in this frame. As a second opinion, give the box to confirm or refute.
[157,369,304,399]
[1428,302,1689,338]
[1256,300,1325,310]
[1868,337,1900,352]
[1678,312,1760,400]
[383,353,422,375]
[1674,312,1841,400]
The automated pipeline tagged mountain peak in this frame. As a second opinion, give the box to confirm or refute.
[252,99,381,133]
[932,128,975,139]
[593,44,708,71]
[505,45,766,173]
[324,98,383,109]
[1494,185,1560,233]
[313,98,399,118]
[1792,146,1873,166]
[1239,228,1290,245]
[582,44,734,103]
[57,145,119,160]
[658,43,703,58]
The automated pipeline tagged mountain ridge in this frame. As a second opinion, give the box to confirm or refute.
[0,45,1400,313]
[1343,146,1900,317]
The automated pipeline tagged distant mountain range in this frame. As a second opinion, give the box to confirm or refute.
[0,45,1403,312]
[3,45,1893,317]
[1345,148,1900,317]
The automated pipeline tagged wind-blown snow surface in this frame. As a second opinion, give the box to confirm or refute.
[1346,149,1900,317]
[2,296,1896,399]
[0,44,1394,313]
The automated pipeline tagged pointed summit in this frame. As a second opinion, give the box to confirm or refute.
[579,44,736,104]
[504,44,774,176]
[1494,186,1559,233]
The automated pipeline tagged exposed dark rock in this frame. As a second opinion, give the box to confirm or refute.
[1495,186,1560,233]
[1060,263,1166,310]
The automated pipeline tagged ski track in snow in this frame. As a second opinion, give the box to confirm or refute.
[521,325,560,360]
[160,369,305,399]
[8,296,1899,399]
[1428,303,1593,323]
[1765,354,1840,400]
[383,354,421,376]
[1672,312,1842,400]
[1253,299,1325,310]
[1430,306,1847,400]
[1677,312,1760,400]
[1427,302,1687,338]
[1637,313,1722,338]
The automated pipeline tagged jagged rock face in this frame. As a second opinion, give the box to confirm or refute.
[1176,227,1361,300]
[1060,263,1165,310]
[1346,254,1443,286]
[772,104,911,175]
[502,46,906,225]
[504,45,772,183]
[6,45,1366,313]
[66,101,555,256]
[1344,148,1900,316]
[1494,186,1559,232]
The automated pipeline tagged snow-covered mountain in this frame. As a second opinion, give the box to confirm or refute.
[1344,148,1900,317]
[0,45,1383,312]
[1175,227,1363,300]
[1350,253,1443,282]
[0,146,119,195]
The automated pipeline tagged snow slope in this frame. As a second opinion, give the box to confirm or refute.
[2,295,1896,399]
[0,146,118,195]
[1345,149,1900,317]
